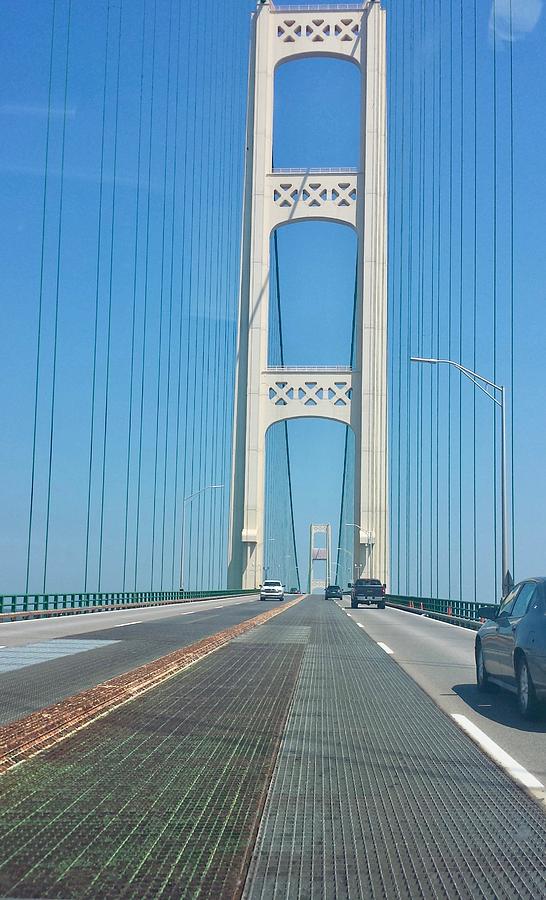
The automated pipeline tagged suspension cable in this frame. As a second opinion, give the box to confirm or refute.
[42,0,72,593]
[25,0,58,594]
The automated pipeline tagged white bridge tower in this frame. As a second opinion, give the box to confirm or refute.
[308,524,332,593]
[228,1,388,589]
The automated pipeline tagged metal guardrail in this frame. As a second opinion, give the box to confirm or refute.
[385,594,498,631]
[0,590,257,618]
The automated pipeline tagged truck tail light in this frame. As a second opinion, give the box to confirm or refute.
[381,584,386,596]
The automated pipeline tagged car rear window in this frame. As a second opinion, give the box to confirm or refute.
[355,579,381,585]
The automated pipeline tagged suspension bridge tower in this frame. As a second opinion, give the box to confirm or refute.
[228,0,388,590]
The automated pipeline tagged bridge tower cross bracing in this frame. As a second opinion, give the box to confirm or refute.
[228,0,388,590]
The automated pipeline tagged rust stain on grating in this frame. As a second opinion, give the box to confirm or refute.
[0,596,303,774]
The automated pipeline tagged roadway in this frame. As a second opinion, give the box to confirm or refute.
[1,594,546,898]
[337,599,546,788]
[0,594,262,725]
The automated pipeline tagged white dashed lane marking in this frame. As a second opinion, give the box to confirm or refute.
[377,642,394,655]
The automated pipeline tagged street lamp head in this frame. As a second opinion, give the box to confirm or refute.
[410,356,439,364]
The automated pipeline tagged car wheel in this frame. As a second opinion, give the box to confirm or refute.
[476,643,491,691]
[517,656,539,719]
[378,601,386,609]
[351,602,358,609]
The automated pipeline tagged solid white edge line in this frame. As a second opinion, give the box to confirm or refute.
[377,641,394,655]
[452,714,544,790]
[114,621,143,628]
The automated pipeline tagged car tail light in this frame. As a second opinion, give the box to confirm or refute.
[381,584,386,595]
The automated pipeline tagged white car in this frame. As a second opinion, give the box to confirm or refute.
[260,580,285,601]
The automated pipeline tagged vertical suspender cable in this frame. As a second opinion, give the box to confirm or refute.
[458,0,464,601]
[492,0,499,598]
[395,0,406,593]
[446,0,454,602]
[178,3,201,592]
[42,1,72,593]
[134,0,158,590]
[84,2,112,591]
[472,0,478,603]
[25,0,57,593]
[404,0,415,594]
[435,0,442,598]
[150,0,174,590]
[211,4,234,589]
[160,0,183,588]
[336,262,358,587]
[508,0,515,579]
[429,0,438,597]
[386,0,397,591]
[197,11,220,591]
[416,0,425,597]
[193,8,217,591]
[171,0,194,590]
[219,8,242,587]
[98,0,123,591]
[122,0,147,591]
[272,229,300,589]
[185,14,208,592]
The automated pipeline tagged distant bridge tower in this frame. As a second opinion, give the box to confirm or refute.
[228,1,388,589]
[308,524,332,593]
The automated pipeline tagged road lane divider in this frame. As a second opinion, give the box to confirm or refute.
[452,714,544,791]
[0,595,306,775]
[377,642,394,655]
[113,621,143,628]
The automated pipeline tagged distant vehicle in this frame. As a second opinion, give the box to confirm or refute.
[325,584,343,601]
[476,577,546,719]
[350,578,386,609]
[260,580,284,602]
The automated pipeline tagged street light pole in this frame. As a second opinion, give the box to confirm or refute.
[411,357,511,599]
[344,524,364,576]
[180,484,224,596]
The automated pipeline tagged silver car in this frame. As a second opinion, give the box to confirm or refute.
[476,577,546,718]
[259,580,285,601]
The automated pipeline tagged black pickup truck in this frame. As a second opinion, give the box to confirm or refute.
[350,578,386,609]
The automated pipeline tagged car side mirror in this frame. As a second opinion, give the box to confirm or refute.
[348,582,353,588]
[477,606,497,620]
[258,584,262,588]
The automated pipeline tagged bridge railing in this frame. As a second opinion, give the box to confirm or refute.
[385,594,498,631]
[0,590,257,617]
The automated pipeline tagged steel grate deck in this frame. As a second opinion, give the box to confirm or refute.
[0,634,304,898]
[244,599,546,900]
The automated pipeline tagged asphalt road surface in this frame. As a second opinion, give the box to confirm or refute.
[0,594,267,724]
[336,599,546,787]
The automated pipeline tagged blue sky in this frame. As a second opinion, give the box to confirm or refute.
[1,0,546,600]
